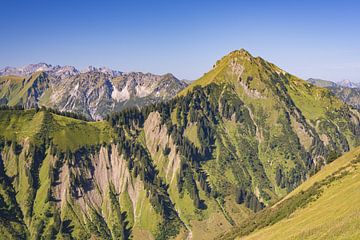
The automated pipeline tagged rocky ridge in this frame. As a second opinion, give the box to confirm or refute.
[0,63,187,119]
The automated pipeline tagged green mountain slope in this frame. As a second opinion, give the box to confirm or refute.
[307,78,360,110]
[0,49,359,239]
[0,109,186,239]
[0,72,49,108]
[219,146,360,240]
[177,48,359,201]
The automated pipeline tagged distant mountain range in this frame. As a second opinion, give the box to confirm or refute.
[308,78,360,89]
[0,63,187,119]
[307,78,360,109]
[0,63,122,77]
[338,79,360,88]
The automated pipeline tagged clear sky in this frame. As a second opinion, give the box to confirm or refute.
[1,0,359,82]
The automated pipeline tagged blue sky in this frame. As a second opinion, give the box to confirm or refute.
[0,0,359,82]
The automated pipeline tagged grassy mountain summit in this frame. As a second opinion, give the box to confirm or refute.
[182,49,346,120]
[174,48,359,201]
[0,49,359,239]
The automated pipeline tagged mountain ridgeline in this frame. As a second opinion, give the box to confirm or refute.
[0,65,187,120]
[307,78,360,109]
[0,49,360,239]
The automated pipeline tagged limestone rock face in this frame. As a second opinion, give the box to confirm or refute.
[0,64,187,119]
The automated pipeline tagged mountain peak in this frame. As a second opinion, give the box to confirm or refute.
[80,66,122,77]
[180,48,287,95]
[218,48,255,65]
[338,79,360,88]
[0,63,54,76]
[307,78,338,88]
[231,48,254,58]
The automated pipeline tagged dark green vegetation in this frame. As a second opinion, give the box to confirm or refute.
[219,153,360,240]
[0,49,359,239]
[224,147,360,240]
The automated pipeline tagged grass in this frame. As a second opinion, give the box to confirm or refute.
[38,88,53,106]
[30,151,55,238]
[15,147,34,223]
[168,179,197,225]
[171,108,178,125]
[286,75,344,121]
[0,75,26,105]
[177,50,235,96]
[50,114,115,151]
[9,73,38,106]
[222,195,251,225]
[276,146,360,205]
[239,154,360,240]
[32,151,52,215]
[120,190,135,227]
[184,124,201,148]
[1,72,44,106]
[243,178,360,239]
[133,186,162,236]
[61,200,90,239]
[1,49,359,239]
[219,146,360,240]
[174,49,360,240]
[190,212,232,240]
[0,109,115,151]
[0,110,44,142]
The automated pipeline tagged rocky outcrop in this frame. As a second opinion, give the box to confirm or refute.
[0,140,163,239]
[144,112,182,183]
[0,64,187,120]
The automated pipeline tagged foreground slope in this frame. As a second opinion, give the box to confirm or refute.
[220,146,360,240]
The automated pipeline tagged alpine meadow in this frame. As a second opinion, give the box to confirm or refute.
[1,1,360,240]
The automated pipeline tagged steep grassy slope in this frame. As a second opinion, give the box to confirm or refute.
[0,72,49,108]
[107,49,360,239]
[219,146,360,240]
[176,49,359,203]
[307,78,360,110]
[0,109,187,239]
[0,49,359,240]
[163,49,359,238]
[0,109,115,149]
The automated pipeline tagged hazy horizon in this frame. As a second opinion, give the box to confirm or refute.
[1,0,359,82]
[1,59,358,84]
